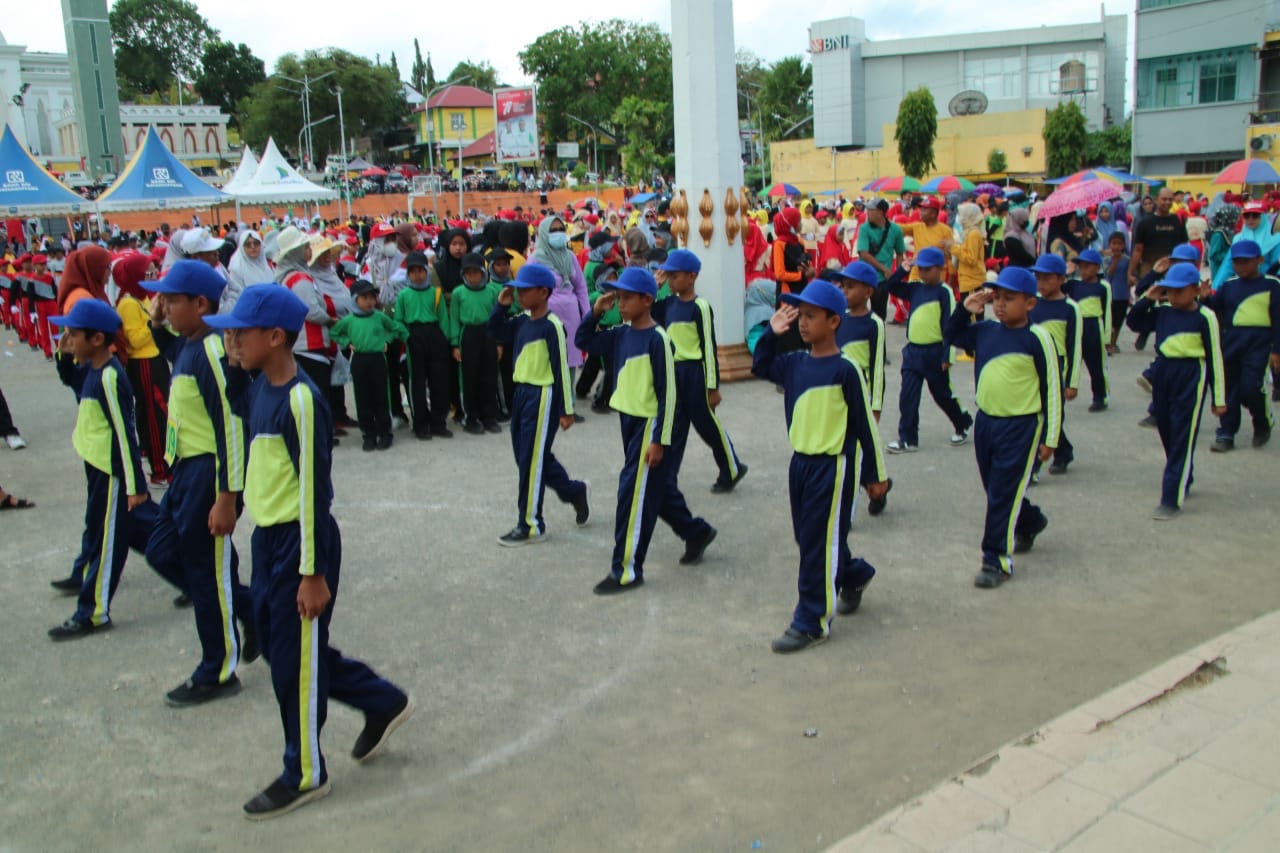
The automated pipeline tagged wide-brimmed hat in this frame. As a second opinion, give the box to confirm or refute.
[275,226,310,258]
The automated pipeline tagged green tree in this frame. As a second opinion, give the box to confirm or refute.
[241,49,407,161]
[611,95,671,184]
[1043,102,1088,178]
[390,52,400,82]
[411,39,427,94]
[426,53,437,92]
[758,56,812,142]
[1084,119,1132,168]
[736,49,767,124]
[988,148,1008,174]
[894,87,938,178]
[446,60,501,93]
[194,40,265,130]
[108,0,216,98]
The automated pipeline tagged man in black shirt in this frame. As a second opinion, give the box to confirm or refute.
[1129,188,1188,289]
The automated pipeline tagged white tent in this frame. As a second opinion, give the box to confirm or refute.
[228,137,336,205]
[222,147,259,194]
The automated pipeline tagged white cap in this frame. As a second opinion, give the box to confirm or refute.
[182,228,223,255]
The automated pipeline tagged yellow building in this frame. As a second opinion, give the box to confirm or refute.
[414,84,497,171]
[771,108,1048,196]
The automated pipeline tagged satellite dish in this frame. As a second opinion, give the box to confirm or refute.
[948,90,989,117]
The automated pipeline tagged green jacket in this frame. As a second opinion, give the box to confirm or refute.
[395,282,453,338]
[331,311,408,353]
[450,281,503,345]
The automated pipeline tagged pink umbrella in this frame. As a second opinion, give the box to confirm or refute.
[1037,179,1125,222]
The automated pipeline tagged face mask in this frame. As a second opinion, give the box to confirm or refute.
[380,242,399,258]
[546,232,568,250]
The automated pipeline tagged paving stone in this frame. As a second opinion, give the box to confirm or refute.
[1079,679,1164,724]
[1029,710,1124,766]
[1220,805,1280,853]
[1183,671,1277,720]
[958,745,1068,807]
[1135,654,1218,695]
[1059,811,1208,853]
[828,828,926,853]
[1193,716,1280,792]
[943,827,1038,853]
[887,783,1007,853]
[1122,759,1274,845]
[1109,694,1237,759]
[1064,742,1179,799]
[1003,777,1113,849]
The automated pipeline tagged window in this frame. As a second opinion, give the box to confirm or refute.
[963,55,1021,99]
[1139,0,1199,9]
[1155,66,1190,108]
[1199,60,1238,104]
[1026,50,1099,98]
[1185,158,1234,174]
[449,112,466,131]
[1138,48,1253,109]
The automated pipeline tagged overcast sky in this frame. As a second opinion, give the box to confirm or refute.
[12,1,1127,88]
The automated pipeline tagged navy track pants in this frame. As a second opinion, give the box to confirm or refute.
[974,412,1045,574]
[510,384,585,536]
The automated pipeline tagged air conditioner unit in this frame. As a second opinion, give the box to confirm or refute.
[1251,135,1273,152]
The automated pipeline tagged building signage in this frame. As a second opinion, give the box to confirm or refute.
[810,34,850,54]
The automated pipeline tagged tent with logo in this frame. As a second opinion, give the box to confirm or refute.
[227,137,336,204]
[222,146,259,195]
[95,126,229,212]
[0,124,90,216]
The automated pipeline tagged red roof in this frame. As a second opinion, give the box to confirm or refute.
[458,131,496,159]
[423,84,493,110]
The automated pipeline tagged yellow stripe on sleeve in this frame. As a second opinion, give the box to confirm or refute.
[101,366,139,496]
[657,327,676,445]
[1034,326,1062,448]
[1202,307,1227,409]
[206,336,246,492]
[550,314,574,418]
[698,299,718,389]
[289,385,317,576]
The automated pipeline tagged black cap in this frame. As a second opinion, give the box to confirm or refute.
[593,262,622,285]
[656,200,670,215]
[588,231,616,250]
[654,220,672,234]
[461,252,486,271]
[645,247,668,264]
[487,247,512,263]
[351,279,377,297]
[405,251,430,270]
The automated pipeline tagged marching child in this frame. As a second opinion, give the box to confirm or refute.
[143,260,256,707]
[751,280,889,652]
[29,253,58,359]
[1064,249,1112,411]
[450,251,503,434]
[1126,264,1226,518]
[947,267,1060,588]
[394,250,453,440]
[487,263,590,545]
[1028,254,1082,477]
[330,279,409,451]
[47,298,148,639]
[880,246,973,452]
[1105,233,1131,354]
[652,249,748,493]
[208,284,413,820]
[576,267,717,594]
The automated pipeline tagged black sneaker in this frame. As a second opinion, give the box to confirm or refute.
[1253,427,1272,448]
[679,526,717,565]
[432,425,454,438]
[464,420,485,435]
[974,564,1009,589]
[771,628,826,654]
[593,574,643,595]
[837,579,870,615]
[333,427,348,438]
[165,675,243,707]
[362,436,377,452]
[239,618,260,664]
[710,463,748,494]
[573,414,586,424]
[1048,461,1070,475]
[352,693,414,762]
[572,482,591,527]
[1273,384,1280,403]
[497,527,545,547]
[173,592,192,608]
[1210,438,1234,453]
[48,618,111,640]
[1013,514,1049,554]
[414,429,433,441]
[376,434,393,451]
[50,576,81,595]
[243,778,331,821]
[591,400,611,414]
[1138,414,1157,429]
[867,478,893,517]
[483,420,502,434]
[1088,401,1108,412]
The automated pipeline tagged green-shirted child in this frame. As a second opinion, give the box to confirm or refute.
[450,252,504,434]
[394,251,453,440]
[330,279,409,451]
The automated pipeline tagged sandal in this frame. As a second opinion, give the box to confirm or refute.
[0,492,35,510]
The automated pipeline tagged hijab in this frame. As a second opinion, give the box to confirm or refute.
[273,245,312,285]
[395,222,418,255]
[499,221,530,258]
[160,227,188,273]
[531,217,579,287]
[57,245,112,312]
[310,247,353,318]
[226,230,274,291]
[111,253,153,302]
[1092,204,1116,249]
[434,228,471,293]
[1005,208,1036,256]
[773,208,802,244]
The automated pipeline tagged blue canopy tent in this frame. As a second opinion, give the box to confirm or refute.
[0,124,89,216]
[95,126,229,212]
[628,192,659,204]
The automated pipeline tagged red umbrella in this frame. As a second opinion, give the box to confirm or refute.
[360,167,388,177]
[1212,158,1280,186]
[1038,179,1125,221]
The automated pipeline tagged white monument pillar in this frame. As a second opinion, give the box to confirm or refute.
[670,0,751,379]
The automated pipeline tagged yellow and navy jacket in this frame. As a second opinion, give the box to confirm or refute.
[330,309,408,354]
[1028,296,1083,391]
[946,306,1063,449]
[234,371,335,577]
[652,295,721,390]
[751,327,887,485]
[576,313,675,446]
[56,355,146,493]
[1126,299,1227,409]
[488,304,575,418]
[881,266,955,346]
[155,327,246,493]
[1201,274,1280,358]
[1065,277,1113,331]
[835,311,886,412]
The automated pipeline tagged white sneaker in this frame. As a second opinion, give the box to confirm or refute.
[5,434,26,450]
[949,430,969,446]
[391,416,407,430]
[886,440,917,454]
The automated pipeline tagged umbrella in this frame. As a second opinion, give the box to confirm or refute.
[921,176,974,193]
[360,167,387,177]
[974,182,1004,197]
[628,191,658,204]
[1038,179,1126,221]
[1212,159,1280,186]
[862,178,886,191]
[818,189,845,196]
[574,197,598,209]
[764,182,801,197]
[874,176,922,193]
[1045,168,1127,187]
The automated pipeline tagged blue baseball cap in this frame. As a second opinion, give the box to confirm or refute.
[605,266,658,297]
[1230,240,1262,259]
[992,266,1037,295]
[915,247,946,268]
[144,259,225,302]
[658,248,701,274]
[49,297,121,334]
[1076,249,1103,266]
[511,262,556,289]
[1031,254,1067,276]
[1169,243,1202,262]
[781,280,847,317]
[1160,264,1201,289]
[204,284,308,333]
[835,260,880,286]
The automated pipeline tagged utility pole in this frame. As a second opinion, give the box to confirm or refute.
[423,76,471,222]
[458,129,465,219]
[277,70,334,170]
[333,84,349,222]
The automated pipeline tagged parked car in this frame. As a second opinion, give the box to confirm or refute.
[63,171,92,189]
[386,171,409,191]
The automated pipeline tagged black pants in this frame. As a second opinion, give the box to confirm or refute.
[385,342,409,420]
[0,385,18,437]
[295,355,335,441]
[459,325,499,424]
[350,352,392,439]
[406,323,451,432]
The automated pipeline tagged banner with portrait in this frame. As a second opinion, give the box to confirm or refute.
[494,87,540,163]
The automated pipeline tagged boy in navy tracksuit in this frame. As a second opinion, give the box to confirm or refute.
[1065,249,1112,411]
[488,263,590,545]
[1202,239,1280,452]
[47,299,149,639]
[143,261,257,707]
[947,267,1060,589]
[576,267,717,595]
[751,280,889,652]
[880,246,973,452]
[1027,254,1082,477]
[209,285,412,821]
[1126,264,1227,519]
[651,249,748,493]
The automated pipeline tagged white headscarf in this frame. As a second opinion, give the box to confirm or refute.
[223,229,274,313]
[160,227,189,273]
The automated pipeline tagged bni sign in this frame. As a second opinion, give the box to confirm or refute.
[810,34,850,54]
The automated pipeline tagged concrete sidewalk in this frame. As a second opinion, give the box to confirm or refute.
[830,610,1280,852]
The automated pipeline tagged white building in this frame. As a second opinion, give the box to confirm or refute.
[0,32,75,159]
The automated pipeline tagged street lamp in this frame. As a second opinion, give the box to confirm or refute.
[423,75,472,221]
[297,115,334,168]
[276,70,334,170]
[565,113,606,192]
